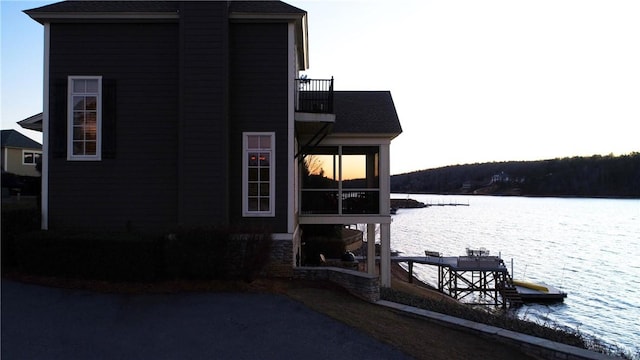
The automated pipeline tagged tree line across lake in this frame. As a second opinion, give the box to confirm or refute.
[390,152,640,198]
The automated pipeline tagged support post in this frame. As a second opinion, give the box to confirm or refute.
[366,223,376,275]
[380,223,391,287]
[408,261,413,283]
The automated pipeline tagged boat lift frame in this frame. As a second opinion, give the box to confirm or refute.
[438,263,509,307]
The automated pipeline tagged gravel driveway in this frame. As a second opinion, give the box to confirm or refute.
[1,280,410,359]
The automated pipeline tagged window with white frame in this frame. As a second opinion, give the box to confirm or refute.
[301,146,380,215]
[68,76,101,160]
[22,150,42,165]
[243,133,275,216]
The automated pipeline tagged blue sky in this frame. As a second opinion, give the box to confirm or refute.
[2,0,639,174]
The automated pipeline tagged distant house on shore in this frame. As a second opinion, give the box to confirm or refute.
[24,0,402,287]
[489,171,525,186]
[490,171,510,184]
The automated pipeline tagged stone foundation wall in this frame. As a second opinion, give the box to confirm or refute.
[294,267,380,302]
[264,239,294,277]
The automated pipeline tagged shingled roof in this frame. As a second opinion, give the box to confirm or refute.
[24,1,179,19]
[332,91,402,138]
[25,1,305,22]
[228,1,305,15]
[1,130,42,150]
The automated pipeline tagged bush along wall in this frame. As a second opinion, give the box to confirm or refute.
[163,226,273,282]
[10,226,273,283]
[13,231,158,282]
[1,206,41,271]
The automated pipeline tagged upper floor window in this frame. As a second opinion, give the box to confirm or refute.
[68,76,101,160]
[243,133,275,217]
[23,150,42,165]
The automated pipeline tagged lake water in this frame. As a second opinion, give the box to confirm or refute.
[389,194,640,355]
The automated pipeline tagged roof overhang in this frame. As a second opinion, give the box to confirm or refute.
[18,113,43,132]
[24,12,179,24]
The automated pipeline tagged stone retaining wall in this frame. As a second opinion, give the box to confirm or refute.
[294,267,380,302]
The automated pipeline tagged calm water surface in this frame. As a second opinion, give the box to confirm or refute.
[389,194,640,354]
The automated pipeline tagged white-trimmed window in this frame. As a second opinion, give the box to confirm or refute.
[68,76,102,160]
[243,132,275,217]
[22,150,42,165]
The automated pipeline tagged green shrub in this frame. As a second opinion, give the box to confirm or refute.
[163,226,273,282]
[13,231,158,281]
[7,225,273,283]
[1,206,41,271]
[232,231,273,282]
[163,227,229,280]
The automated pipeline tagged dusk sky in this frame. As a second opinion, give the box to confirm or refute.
[2,0,639,175]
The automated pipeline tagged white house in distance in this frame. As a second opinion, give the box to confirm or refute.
[1,129,42,177]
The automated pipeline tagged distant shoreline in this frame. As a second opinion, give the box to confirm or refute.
[391,192,640,200]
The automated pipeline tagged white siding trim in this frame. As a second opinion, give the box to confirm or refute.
[271,233,294,241]
[313,137,392,146]
[298,215,392,225]
[379,143,391,215]
[42,23,50,229]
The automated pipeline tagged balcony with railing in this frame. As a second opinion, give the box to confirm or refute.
[295,78,334,114]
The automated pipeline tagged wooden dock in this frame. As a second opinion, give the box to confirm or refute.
[356,252,566,307]
[424,202,469,207]
[393,255,513,307]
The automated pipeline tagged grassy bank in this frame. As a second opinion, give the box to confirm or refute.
[385,263,636,359]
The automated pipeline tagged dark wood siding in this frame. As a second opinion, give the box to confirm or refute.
[178,2,230,227]
[48,22,179,233]
[229,22,289,232]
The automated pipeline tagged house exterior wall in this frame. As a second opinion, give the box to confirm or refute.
[178,2,230,227]
[2,147,41,177]
[45,10,294,234]
[228,22,290,233]
[48,22,180,232]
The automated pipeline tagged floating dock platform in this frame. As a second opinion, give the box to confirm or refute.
[512,280,567,303]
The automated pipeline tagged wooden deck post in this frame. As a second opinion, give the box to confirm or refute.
[408,261,414,283]
[380,223,391,287]
[366,223,376,275]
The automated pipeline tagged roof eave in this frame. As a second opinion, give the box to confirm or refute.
[328,132,403,141]
[18,113,43,132]
[24,11,179,25]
